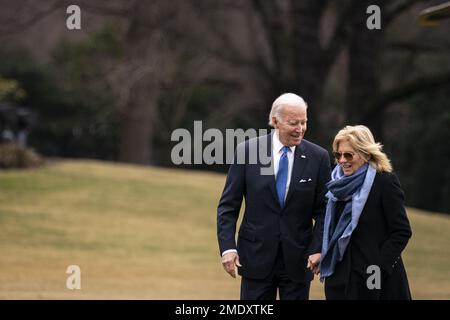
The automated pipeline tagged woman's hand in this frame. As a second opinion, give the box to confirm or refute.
[307,253,321,275]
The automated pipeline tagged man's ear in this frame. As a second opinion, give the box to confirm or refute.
[272,117,278,128]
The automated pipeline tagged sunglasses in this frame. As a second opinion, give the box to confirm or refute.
[333,151,355,161]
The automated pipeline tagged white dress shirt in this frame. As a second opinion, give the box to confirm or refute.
[221,131,296,257]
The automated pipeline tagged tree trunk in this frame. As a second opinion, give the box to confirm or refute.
[347,0,385,140]
[118,0,172,164]
[119,80,157,164]
[291,0,334,145]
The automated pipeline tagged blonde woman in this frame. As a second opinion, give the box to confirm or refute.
[319,125,412,299]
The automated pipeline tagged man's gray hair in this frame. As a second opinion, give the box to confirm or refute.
[268,93,308,127]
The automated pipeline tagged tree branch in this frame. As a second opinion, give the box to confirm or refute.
[242,4,274,83]
[323,1,353,69]
[377,71,450,108]
[386,41,450,53]
[385,0,428,26]
[0,1,64,37]
[251,0,285,76]
[76,1,131,17]
[0,0,131,38]
[188,1,272,80]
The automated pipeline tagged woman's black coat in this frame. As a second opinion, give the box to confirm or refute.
[324,171,412,300]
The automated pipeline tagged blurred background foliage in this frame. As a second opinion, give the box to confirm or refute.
[0,0,449,214]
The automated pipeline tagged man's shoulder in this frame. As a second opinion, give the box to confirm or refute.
[237,136,329,156]
[301,139,329,156]
[237,133,271,149]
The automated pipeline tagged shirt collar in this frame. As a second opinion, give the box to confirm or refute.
[274,130,296,154]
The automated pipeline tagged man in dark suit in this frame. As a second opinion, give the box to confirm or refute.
[217,93,331,300]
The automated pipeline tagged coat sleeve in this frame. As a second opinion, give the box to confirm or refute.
[217,143,246,256]
[379,172,412,275]
[308,149,331,255]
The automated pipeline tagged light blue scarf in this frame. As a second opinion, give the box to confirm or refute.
[320,163,376,282]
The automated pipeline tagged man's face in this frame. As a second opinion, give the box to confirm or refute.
[272,105,307,147]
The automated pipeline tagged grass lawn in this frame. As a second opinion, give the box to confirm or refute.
[0,160,449,299]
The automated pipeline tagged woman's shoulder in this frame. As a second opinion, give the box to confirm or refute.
[375,171,402,187]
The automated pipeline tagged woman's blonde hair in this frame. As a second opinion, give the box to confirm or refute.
[333,125,392,172]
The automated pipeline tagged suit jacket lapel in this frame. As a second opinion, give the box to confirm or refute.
[285,141,308,205]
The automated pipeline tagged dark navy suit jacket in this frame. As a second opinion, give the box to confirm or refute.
[217,134,331,282]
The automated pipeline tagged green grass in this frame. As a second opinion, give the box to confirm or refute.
[0,159,449,299]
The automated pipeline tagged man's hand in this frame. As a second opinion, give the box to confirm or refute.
[221,252,242,278]
[307,253,321,275]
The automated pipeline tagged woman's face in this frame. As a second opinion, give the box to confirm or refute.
[335,140,366,176]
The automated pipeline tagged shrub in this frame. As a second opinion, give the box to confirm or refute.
[0,143,44,168]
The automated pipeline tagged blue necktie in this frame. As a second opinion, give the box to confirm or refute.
[276,146,289,208]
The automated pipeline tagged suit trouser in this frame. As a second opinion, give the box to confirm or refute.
[240,244,310,300]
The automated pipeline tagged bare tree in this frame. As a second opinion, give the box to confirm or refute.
[346,0,450,140]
